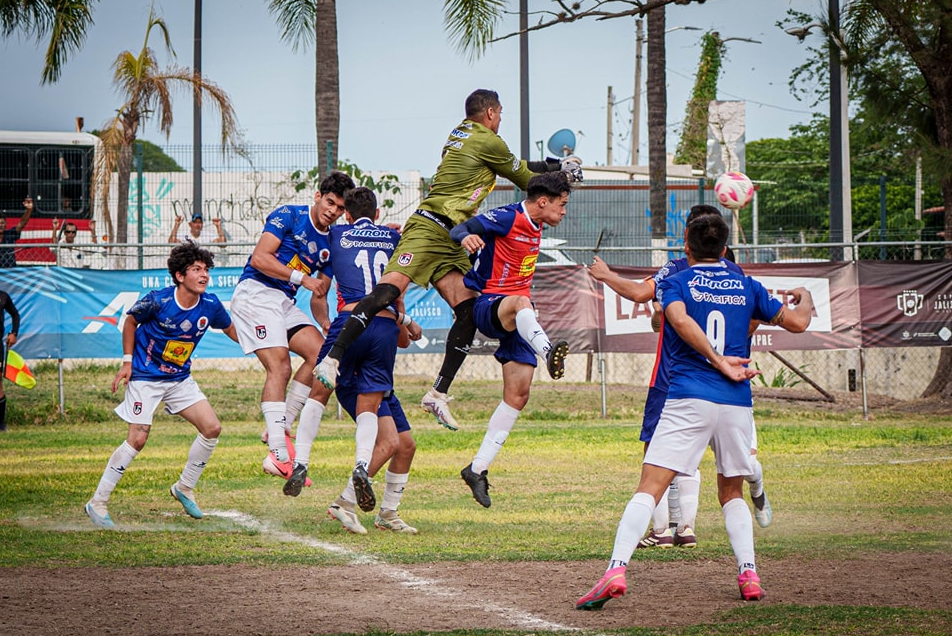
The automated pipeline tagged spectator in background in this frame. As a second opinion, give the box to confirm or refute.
[0,196,35,268]
[52,218,105,269]
[169,212,227,245]
[1,288,20,432]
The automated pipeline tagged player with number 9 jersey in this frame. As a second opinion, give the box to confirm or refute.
[657,262,783,407]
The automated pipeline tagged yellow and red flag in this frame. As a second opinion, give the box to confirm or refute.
[4,349,36,389]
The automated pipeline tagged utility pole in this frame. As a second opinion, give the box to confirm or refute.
[606,86,614,165]
[631,18,643,166]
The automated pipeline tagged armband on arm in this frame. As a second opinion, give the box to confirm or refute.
[289,269,305,285]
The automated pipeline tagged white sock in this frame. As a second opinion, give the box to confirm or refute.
[284,380,310,430]
[723,497,756,573]
[354,411,378,468]
[94,441,139,502]
[380,470,409,511]
[609,491,655,568]
[262,401,289,461]
[653,485,670,532]
[294,398,325,467]
[178,434,218,489]
[340,478,356,505]
[472,401,520,474]
[747,456,764,498]
[678,469,701,530]
[514,307,551,358]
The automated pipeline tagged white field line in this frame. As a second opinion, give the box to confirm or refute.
[209,510,579,633]
[840,455,952,466]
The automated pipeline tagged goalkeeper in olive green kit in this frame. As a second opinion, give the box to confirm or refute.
[316,89,583,431]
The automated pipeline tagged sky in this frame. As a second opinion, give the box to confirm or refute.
[0,0,824,176]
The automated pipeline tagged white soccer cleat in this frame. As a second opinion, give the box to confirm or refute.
[327,498,367,534]
[314,356,340,390]
[421,388,459,431]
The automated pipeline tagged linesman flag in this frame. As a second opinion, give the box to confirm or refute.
[4,349,36,389]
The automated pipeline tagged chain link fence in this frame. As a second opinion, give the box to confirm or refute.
[7,143,950,416]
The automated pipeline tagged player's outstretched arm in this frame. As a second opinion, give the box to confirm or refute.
[587,256,654,303]
[769,287,814,333]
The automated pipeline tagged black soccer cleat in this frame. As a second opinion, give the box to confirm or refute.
[545,340,569,380]
[352,464,376,512]
[283,464,308,497]
[461,463,492,508]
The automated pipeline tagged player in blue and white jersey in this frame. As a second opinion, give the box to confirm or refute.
[578,213,814,609]
[587,205,772,550]
[282,187,422,532]
[229,171,354,477]
[450,172,572,508]
[84,243,239,529]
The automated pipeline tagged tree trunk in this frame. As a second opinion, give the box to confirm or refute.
[646,6,667,239]
[314,0,340,177]
[115,143,133,247]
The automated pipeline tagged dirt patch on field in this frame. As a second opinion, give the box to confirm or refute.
[3,552,952,635]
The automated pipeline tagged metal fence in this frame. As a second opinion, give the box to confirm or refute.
[8,142,951,416]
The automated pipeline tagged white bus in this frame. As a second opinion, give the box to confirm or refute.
[0,130,100,264]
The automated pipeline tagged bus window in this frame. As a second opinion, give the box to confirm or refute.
[0,147,30,214]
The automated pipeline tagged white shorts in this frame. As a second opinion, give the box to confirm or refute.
[115,377,207,425]
[751,418,758,452]
[231,279,313,354]
[644,398,753,478]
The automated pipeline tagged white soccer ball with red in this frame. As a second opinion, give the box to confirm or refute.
[714,172,754,210]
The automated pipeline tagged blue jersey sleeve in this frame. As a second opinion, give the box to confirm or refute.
[473,206,517,237]
[127,290,161,324]
[208,294,232,330]
[261,207,294,241]
[749,276,784,324]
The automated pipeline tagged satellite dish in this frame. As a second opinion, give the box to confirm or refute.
[547,128,577,157]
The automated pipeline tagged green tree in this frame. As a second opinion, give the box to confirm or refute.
[0,0,96,84]
[96,9,242,247]
[674,31,724,170]
[268,0,340,178]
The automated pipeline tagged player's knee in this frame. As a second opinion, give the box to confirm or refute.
[359,283,401,313]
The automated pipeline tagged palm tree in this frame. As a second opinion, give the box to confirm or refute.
[96,8,242,247]
[0,0,96,84]
[646,5,667,239]
[268,0,339,177]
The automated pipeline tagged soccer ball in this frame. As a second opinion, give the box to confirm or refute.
[714,172,754,210]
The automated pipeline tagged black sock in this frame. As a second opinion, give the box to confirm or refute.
[433,298,476,394]
[328,283,401,360]
[0,396,6,431]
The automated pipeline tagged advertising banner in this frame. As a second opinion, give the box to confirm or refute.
[3,261,950,361]
[857,260,952,348]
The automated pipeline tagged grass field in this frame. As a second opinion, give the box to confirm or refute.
[2,363,952,635]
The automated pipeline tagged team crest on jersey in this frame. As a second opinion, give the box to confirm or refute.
[255,325,267,339]
[133,402,143,415]
[398,252,413,266]
[197,316,209,331]
[307,240,318,254]
[180,319,193,332]
[319,248,330,263]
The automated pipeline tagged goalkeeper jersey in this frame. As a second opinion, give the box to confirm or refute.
[420,120,536,227]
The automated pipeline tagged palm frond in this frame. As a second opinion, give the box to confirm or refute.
[443,0,505,61]
[268,0,316,52]
[41,0,95,83]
